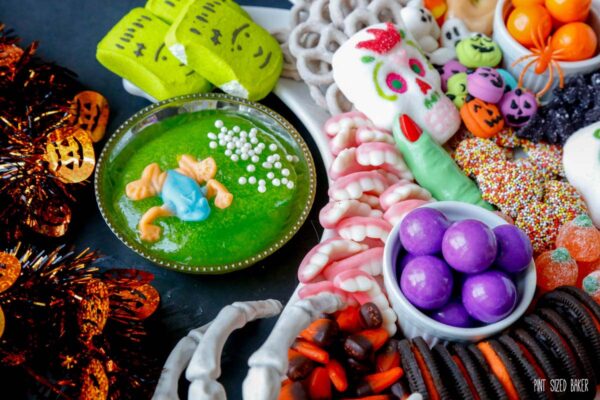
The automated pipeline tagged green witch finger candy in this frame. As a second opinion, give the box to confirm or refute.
[96,8,212,101]
[392,114,493,210]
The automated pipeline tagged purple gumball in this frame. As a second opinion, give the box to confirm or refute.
[462,270,517,323]
[442,219,497,273]
[430,300,474,328]
[400,255,454,310]
[398,252,418,271]
[499,88,538,128]
[441,60,468,91]
[399,208,450,256]
[467,67,505,103]
[493,225,533,274]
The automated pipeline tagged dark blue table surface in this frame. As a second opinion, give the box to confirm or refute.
[0,1,329,398]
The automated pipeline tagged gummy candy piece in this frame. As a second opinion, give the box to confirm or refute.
[556,214,600,263]
[96,8,212,101]
[578,258,600,287]
[582,270,600,298]
[535,247,578,292]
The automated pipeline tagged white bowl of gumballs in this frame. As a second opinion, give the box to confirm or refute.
[493,0,600,98]
[383,201,537,346]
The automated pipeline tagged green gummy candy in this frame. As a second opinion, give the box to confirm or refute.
[145,0,250,25]
[165,0,283,101]
[446,73,467,109]
[97,8,212,101]
[392,116,493,210]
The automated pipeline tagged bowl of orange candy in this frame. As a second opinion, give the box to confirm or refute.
[493,0,600,99]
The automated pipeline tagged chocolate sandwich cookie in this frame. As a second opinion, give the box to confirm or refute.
[556,286,600,324]
[432,344,475,400]
[511,328,564,399]
[521,315,580,387]
[536,307,597,396]
[398,339,429,399]
[477,339,530,400]
[467,343,509,399]
[412,337,451,400]
[451,343,491,399]
[539,289,600,377]
[498,334,550,400]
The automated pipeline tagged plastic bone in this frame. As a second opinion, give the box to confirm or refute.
[242,292,345,400]
[151,299,283,400]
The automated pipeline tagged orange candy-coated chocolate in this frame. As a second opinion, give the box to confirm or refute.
[535,247,578,292]
[507,5,553,47]
[551,22,598,61]
[556,215,600,262]
[308,366,332,400]
[545,0,591,23]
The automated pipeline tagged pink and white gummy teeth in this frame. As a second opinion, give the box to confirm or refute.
[328,171,390,201]
[329,146,413,180]
[379,181,433,211]
[322,247,384,281]
[337,216,392,243]
[298,280,358,307]
[319,199,383,229]
[298,238,368,283]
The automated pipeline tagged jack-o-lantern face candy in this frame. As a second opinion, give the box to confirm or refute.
[499,88,538,128]
[460,96,505,138]
[332,22,461,144]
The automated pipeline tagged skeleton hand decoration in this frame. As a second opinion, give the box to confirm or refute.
[152,299,283,400]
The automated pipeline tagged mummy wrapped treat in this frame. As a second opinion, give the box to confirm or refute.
[333,22,460,144]
[96,8,211,101]
[165,0,282,100]
[393,114,492,208]
[563,122,600,228]
[400,0,456,65]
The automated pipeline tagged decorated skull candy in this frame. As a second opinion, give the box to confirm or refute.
[499,88,538,128]
[333,22,460,144]
[467,67,505,104]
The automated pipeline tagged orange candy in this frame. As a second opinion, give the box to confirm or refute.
[556,215,600,262]
[507,5,553,47]
[545,0,591,23]
[535,247,578,292]
[513,0,545,6]
[551,22,598,61]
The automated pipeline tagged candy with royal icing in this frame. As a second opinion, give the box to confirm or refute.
[467,67,505,104]
[332,22,460,144]
[393,114,492,209]
[96,8,212,101]
[165,0,283,100]
[456,33,502,68]
[563,121,600,227]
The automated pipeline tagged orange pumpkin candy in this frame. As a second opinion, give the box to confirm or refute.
[460,97,505,138]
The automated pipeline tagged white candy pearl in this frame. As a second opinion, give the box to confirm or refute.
[218,140,225,146]
[282,178,288,184]
[241,154,249,161]
[227,142,235,150]
[209,141,217,149]
[215,120,224,128]
[225,149,232,156]
[231,154,239,162]
[238,177,247,185]
[286,181,295,189]
[251,155,259,163]
[249,176,257,184]
[250,137,258,144]
[286,155,294,162]
[247,164,256,173]
[274,162,282,169]
[220,127,228,133]
[258,186,266,193]
[262,162,272,169]
[233,126,241,133]
[281,168,290,177]
[269,144,277,151]
[208,132,217,140]
[258,179,266,186]
[267,172,275,179]
[272,178,281,186]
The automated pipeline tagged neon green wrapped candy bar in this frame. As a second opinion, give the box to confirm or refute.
[145,0,250,25]
[393,114,493,209]
[96,8,211,101]
[165,0,283,101]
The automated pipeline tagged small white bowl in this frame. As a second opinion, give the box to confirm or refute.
[382,201,536,347]
[493,0,600,98]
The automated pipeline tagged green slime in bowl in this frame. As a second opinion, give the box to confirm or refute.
[102,110,311,267]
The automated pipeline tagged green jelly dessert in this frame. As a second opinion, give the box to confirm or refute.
[145,0,249,25]
[165,0,282,101]
[96,7,211,101]
[101,110,311,270]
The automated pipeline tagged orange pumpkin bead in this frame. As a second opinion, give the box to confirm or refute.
[545,0,591,23]
[551,22,598,61]
[507,5,553,48]
[460,98,505,139]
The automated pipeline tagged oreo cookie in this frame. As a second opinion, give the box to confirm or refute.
[432,344,475,400]
[556,286,600,325]
[398,339,428,399]
[521,314,580,385]
[450,343,490,399]
[467,343,508,400]
[539,289,600,377]
[477,340,530,400]
[412,337,451,400]
[511,328,564,399]
[498,334,550,400]
[536,307,597,397]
